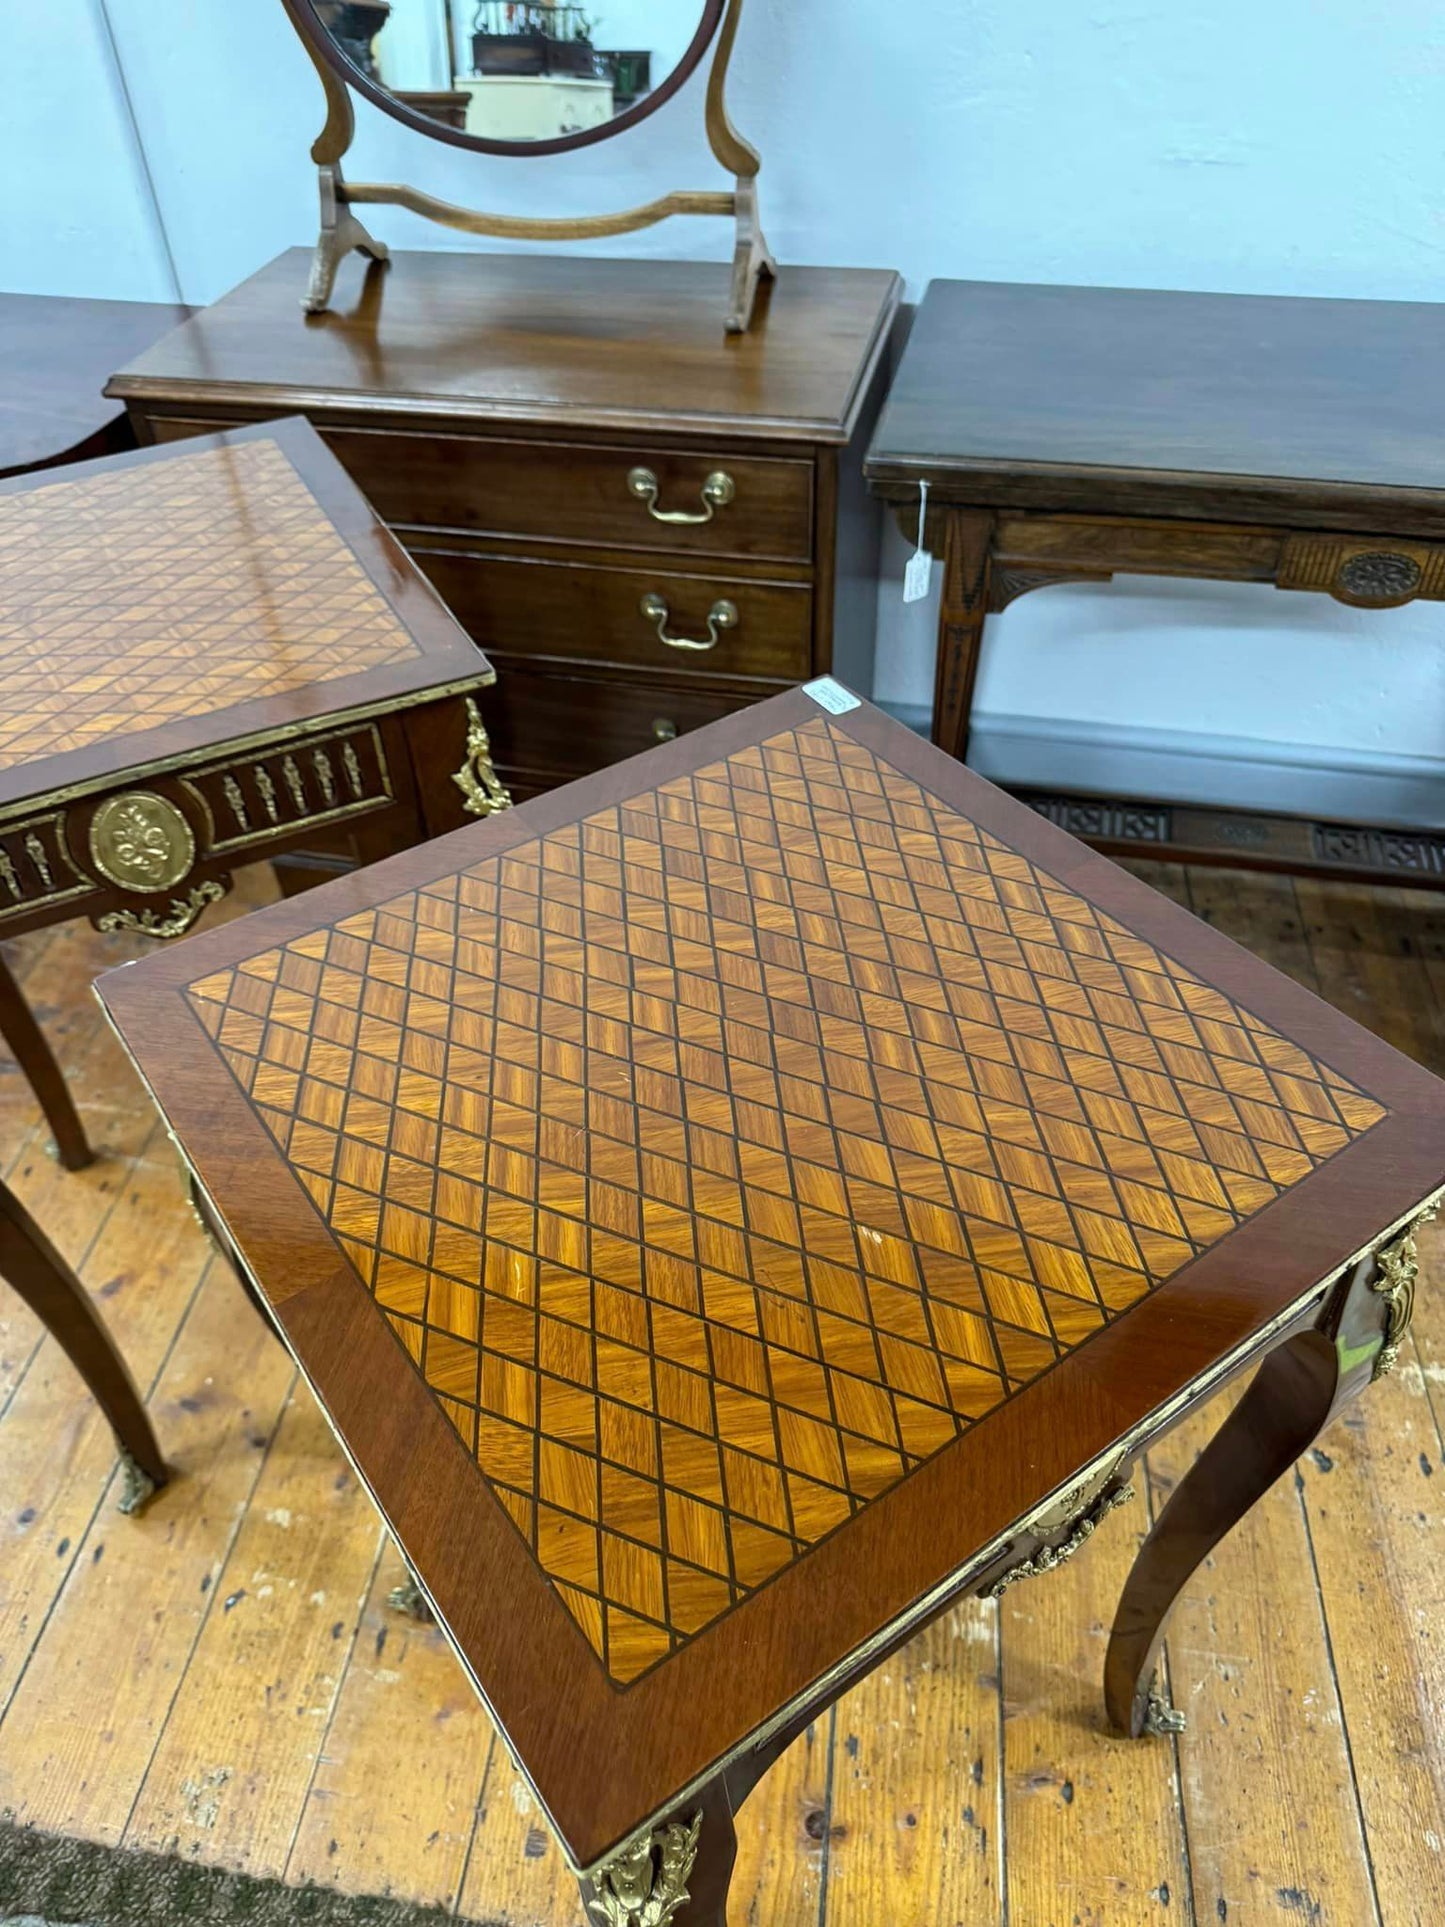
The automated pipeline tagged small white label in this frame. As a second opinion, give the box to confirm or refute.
[903,548,933,603]
[903,476,933,603]
[801,677,861,715]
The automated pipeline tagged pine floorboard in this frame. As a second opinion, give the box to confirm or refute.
[0,862,1442,1927]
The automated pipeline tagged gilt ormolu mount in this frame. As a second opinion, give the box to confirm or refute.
[280,0,774,331]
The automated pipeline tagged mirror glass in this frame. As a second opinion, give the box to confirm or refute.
[310,1,706,146]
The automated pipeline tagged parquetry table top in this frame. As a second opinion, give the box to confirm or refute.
[97,683,1445,1873]
[0,416,490,813]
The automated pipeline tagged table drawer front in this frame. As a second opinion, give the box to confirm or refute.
[412,547,813,680]
[327,431,814,563]
[0,721,399,930]
[483,660,758,783]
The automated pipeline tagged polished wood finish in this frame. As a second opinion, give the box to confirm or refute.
[3,867,1445,1922]
[0,415,502,1186]
[108,248,901,799]
[98,685,1445,1896]
[0,294,189,480]
[866,279,1445,881]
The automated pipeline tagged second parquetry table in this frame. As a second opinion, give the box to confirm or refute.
[0,413,509,1170]
[99,681,1445,1924]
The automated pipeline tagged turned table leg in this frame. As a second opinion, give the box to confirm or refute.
[1106,1213,1431,1737]
[0,952,91,1170]
[579,1779,737,1927]
[932,509,995,763]
[0,1178,166,1510]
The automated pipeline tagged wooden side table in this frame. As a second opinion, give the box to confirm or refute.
[99,680,1445,1921]
[866,279,1445,888]
[0,414,507,1170]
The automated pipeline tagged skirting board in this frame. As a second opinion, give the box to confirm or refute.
[877,704,1445,832]
[872,701,1445,885]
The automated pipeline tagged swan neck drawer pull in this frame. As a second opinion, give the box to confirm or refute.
[640,593,739,652]
[627,466,735,525]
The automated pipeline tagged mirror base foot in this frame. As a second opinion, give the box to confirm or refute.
[304,166,391,315]
[726,175,775,334]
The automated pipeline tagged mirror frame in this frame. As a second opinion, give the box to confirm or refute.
[289,0,728,161]
[280,0,775,332]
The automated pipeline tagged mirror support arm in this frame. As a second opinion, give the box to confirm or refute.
[294,16,390,314]
[283,0,773,332]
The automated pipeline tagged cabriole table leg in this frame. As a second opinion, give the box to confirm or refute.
[1105,1208,1435,1738]
[0,1177,166,1508]
[0,950,92,1170]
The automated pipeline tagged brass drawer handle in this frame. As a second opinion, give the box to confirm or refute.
[652,717,678,742]
[639,592,738,652]
[628,466,735,525]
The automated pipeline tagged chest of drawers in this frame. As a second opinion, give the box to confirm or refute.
[109,250,902,800]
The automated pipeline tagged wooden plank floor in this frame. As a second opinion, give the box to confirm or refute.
[1,862,1443,1927]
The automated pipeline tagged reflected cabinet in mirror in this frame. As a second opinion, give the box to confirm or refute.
[284,0,773,329]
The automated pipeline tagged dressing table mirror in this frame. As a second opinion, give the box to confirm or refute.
[283,0,773,329]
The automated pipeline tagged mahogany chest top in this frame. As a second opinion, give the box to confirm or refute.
[97,682,1445,1874]
[105,249,900,445]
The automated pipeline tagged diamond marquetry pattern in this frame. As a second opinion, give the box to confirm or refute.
[185,720,1386,1684]
[0,438,420,769]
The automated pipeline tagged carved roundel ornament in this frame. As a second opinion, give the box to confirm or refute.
[89,791,196,894]
[1335,550,1423,603]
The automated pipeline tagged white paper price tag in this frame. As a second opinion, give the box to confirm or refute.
[801,677,860,714]
[902,478,933,603]
[903,547,933,602]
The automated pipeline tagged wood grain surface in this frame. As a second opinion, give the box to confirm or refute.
[866,279,1445,535]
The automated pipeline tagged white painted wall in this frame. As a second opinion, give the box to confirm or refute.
[8,1,1445,822]
[2,0,176,302]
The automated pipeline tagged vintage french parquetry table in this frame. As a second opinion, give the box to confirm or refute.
[98,681,1445,1923]
[0,412,509,1173]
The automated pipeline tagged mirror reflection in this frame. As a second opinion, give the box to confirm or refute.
[312,1,700,143]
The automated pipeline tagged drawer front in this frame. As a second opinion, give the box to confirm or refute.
[412,547,813,681]
[326,430,814,563]
[140,416,814,564]
[483,660,757,784]
[0,720,404,935]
